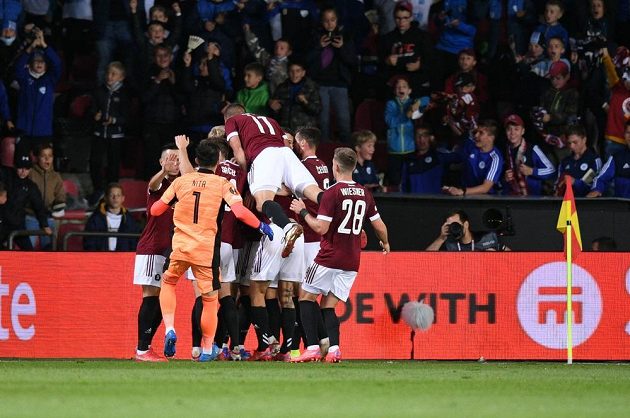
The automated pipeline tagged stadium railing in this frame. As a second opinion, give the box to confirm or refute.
[61,231,141,251]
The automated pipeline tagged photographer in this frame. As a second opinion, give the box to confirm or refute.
[426,209,509,251]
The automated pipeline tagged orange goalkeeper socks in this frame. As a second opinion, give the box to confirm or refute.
[200,294,218,353]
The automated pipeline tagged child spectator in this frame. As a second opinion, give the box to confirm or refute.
[444,119,504,195]
[14,28,61,157]
[244,24,292,95]
[431,0,476,90]
[502,114,556,196]
[588,121,630,198]
[444,48,489,112]
[401,125,459,193]
[235,62,270,115]
[601,46,630,158]
[539,60,579,146]
[384,75,428,187]
[83,182,140,251]
[529,36,572,78]
[534,0,569,50]
[445,72,480,138]
[352,129,381,192]
[556,124,601,197]
[0,0,21,50]
[269,60,321,132]
[309,7,357,143]
[0,156,51,250]
[89,61,130,205]
[26,144,66,249]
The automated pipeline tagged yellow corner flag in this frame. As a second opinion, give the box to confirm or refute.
[556,176,583,259]
[555,176,582,364]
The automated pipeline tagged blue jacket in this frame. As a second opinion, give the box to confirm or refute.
[436,0,476,54]
[197,0,236,22]
[503,142,556,195]
[0,0,21,30]
[591,148,630,198]
[401,149,460,194]
[457,136,504,193]
[352,160,379,186]
[385,97,415,154]
[15,47,62,137]
[534,22,568,50]
[557,149,602,197]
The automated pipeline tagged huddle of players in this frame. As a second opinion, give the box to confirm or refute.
[133,104,390,362]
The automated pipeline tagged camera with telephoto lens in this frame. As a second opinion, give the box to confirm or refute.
[446,222,464,241]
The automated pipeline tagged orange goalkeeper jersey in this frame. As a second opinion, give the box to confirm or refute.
[160,168,243,266]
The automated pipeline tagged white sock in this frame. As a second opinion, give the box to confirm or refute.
[136,349,149,355]
[166,327,175,334]
[329,345,339,353]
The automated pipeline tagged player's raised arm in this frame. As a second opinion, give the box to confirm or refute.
[175,135,195,174]
[290,198,330,235]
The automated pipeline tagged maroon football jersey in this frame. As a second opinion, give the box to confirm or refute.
[216,160,247,248]
[300,156,332,243]
[225,113,285,166]
[314,181,380,272]
[136,178,174,255]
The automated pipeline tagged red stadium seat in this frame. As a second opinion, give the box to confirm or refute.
[354,99,386,141]
[69,94,93,119]
[119,178,149,210]
[63,178,80,198]
[1,136,16,167]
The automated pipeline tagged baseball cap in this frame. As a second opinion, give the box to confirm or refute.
[454,72,475,87]
[15,154,32,169]
[504,114,524,127]
[549,61,569,77]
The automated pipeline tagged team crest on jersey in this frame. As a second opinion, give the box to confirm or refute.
[367,167,372,174]
[229,186,238,195]
[424,156,432,163]
[580,163,588,171]
[479,161,485,169]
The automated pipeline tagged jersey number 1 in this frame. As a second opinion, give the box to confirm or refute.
[338,199,366,235]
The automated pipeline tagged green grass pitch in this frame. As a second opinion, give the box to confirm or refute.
[1,360,629,418]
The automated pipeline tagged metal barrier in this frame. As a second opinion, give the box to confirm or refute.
[62,231,141,251]
[8,230,56,250]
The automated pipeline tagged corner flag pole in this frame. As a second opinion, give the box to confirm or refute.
[566,206,573,365]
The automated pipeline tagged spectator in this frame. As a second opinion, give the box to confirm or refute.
[235,62,269,115]
[514,31,548,108]
[277,0,319,58]
[61,0,93,75]
[0,155,51,250]
[384,75,428,187]
[444,119,504,195]
[534,0,568,50]
[426,209,510,251]
[0,0,21,50]
[444,72,480,138]
[555,124,602,197]
[178,47,225,144]
[352,129,381,192]
[244,25,292,95]
[92,0,136,83]
[379,2,432,95]
[401,125,458,194]
[142,44,182,179]
[89,61,130,205]
[444,48,489,113]
[539,60,579,151]
[26,143,66,249]
[601,46,630,158]
[431,0,476,90]
[588,120,630,198]
[502,114,556,196]
[591,236,617,251]
[309,7,357,143]
[269,60,321,132]
[14,28,61,157]
[84,182,140,251]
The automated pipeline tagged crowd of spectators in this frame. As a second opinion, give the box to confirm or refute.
[0,0,629,249]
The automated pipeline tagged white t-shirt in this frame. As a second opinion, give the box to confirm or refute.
[106,211,123,251]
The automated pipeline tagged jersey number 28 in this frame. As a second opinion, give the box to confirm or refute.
[338,199,366,235]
